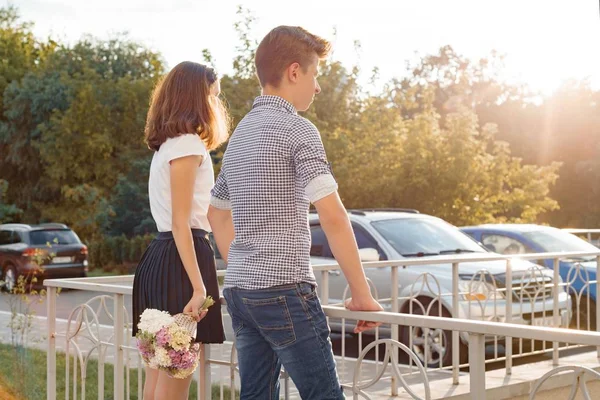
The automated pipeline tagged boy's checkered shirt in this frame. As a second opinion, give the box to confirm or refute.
[210,95,338,290]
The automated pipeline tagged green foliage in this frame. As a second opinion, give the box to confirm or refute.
[0,241,62,399]
[0,342,240,399]
[3,5,598,234]
[0,180,22,223]
[107,157,155,237]
[87,233,155,273]
[0,8,162,237]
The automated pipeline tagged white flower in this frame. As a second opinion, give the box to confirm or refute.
[148,356,159,370]
[155,347,172,368]
[138,309,174,334]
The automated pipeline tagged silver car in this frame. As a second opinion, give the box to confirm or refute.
[309,210,572,367]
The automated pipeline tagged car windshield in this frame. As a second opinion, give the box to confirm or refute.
[371,218,486,256]
[523,230,598,253]
[29,229,80,245]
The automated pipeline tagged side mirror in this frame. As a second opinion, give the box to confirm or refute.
[358,248,380,262]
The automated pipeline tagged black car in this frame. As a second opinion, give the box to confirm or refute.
[0,223,88,291]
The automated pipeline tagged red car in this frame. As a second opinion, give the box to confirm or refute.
[0,223,88,291]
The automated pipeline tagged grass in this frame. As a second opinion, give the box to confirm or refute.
[0,375,18,400]
[0,343,238,399]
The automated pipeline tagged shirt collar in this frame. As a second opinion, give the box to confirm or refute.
[252,95,297,115]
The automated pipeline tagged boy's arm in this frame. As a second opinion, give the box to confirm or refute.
[313,192,370,297]
[209,165,234,263]
[292,118,382,333]
[207,206,234,263]
[313,192,383,333]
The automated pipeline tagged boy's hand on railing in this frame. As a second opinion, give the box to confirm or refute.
[345,296,384,333]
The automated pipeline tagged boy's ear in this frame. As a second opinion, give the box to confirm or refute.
[287,62,301,83]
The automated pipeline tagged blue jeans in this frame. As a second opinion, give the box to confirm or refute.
[223,283,345,399]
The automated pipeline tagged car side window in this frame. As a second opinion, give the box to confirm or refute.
[481,234,529,255]
[352,224,387,261]
[463,231,477,240]
[0,230,12,245]
[11,231,22,244]
[310,225,334,258]
[208,233,222,259]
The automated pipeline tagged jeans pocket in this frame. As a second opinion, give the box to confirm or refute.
[224,290,244,336]
[230,312,244,336]
[301,291,329,334]
[242,296,296,347]
[299,284,318,301]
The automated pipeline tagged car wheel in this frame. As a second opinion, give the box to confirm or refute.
[2,265,17,293]
[400,296,468,368]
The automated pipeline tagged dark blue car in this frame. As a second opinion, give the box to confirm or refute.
[461,224,599,330]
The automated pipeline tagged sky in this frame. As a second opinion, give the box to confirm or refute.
[6,0,600,94]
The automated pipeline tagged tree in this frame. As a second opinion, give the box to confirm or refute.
[0,8,163,230]
[0,180,23,223]
[0,5,573,238]
[106,157,155,237]
[206,6,261,172]
[327,85,560,225]
[0,6,50,111]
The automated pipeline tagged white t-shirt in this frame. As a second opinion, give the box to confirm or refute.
[149,134,214,232]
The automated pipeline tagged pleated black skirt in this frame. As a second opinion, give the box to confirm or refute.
[132,229,225,343]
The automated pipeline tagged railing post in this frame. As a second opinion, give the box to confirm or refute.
[469,333,486,400]
[283,370,291,399]
[199,344,211,400]
[505,259,512,375]
[320,270,329,306]
[553,257,560,365]
[391,265,399,396]
[114,293,125,400]
[452,262,460,385]
[47,286,57,400]
[597,255,600,359]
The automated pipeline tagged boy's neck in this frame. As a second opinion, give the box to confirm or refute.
[262,86,296,109]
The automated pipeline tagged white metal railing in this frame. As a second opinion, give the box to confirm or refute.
[564,229,600,246]
[313,251,600,381]
[44,250,600,400]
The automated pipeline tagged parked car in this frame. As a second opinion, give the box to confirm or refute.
[562,229,600,248]
[461,224,599,329]
[309,210,572,367]
[208,233,227,270]
[0,223,89,291]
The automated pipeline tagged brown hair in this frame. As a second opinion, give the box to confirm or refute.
[144,61,230,151]
[255,26,331,88]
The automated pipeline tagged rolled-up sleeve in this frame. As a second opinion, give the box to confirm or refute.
[210,167,232,209]
[291,119,338,203]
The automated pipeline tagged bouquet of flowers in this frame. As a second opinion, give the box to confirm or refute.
[135,296,215,379]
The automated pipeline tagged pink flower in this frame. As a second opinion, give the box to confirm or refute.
[180,350,197,369]
[136,338,155,362]
[167,349,197,370]
[168,350,183,367]
[155,327,171,347]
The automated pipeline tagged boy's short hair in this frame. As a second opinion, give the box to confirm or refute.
[255,26,331,88]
